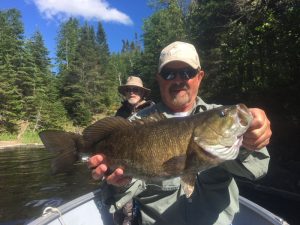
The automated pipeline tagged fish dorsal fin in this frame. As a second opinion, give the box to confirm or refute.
[83,116,132,146]
[131,112,167,126]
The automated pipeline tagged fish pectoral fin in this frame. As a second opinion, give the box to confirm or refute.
[180,174,196,198]
[162,155,186,176]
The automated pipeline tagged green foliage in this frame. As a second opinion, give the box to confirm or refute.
[0,131,41,143]
[0,132,17,141]
[96,22,110,73]
[1,2,299,140]
[56,18,120,125]
[20,131,41,144]
[187,0,299,107]
[0,9,69,133]
[56,18,80,72]
[0,9,26,131]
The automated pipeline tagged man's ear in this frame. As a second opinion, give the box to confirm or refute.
[198,70,205,80]
[199,70,205,78]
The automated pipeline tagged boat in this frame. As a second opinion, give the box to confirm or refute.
[27,189,289,225]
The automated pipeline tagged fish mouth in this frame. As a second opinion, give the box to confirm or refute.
[237,104,253,128]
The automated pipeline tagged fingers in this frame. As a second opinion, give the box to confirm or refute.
[243,108,272,151]
[88,154,132,187]
[91,163,108,180]
[88,154,107,180]
[87,154,105,169]
[243,133,270,150]
[106,168,132,187]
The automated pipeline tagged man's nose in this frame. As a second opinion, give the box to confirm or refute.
[173,72,184,82]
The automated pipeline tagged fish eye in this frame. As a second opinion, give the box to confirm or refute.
[219,110,226,117]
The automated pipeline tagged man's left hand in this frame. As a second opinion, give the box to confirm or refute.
[243,108,272,151]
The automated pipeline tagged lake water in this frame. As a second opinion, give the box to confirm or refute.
[0,147,298,225]
[0,147,99,225]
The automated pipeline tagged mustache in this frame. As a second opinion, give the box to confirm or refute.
[169,83,189,91]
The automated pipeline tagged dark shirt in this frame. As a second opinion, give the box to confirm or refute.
[115,100,155,119]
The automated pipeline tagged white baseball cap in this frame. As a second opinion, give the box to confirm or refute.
[158,41,201,73]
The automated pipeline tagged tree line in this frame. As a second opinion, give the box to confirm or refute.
[0,0,299,134]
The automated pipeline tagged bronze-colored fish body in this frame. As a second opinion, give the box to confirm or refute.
[39,104,252,197]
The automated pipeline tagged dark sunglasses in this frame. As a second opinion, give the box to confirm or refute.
[160,67,198,81]
[125,87,140,93]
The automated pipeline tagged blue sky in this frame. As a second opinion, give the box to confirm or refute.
[0,0,154,61]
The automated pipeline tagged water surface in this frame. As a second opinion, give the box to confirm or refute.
[0,147,298,225]
[0,147,98,224]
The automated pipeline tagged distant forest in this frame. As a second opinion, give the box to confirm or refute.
[0,0,299,135]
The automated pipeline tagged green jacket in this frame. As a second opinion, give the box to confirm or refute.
[100,97,270,225]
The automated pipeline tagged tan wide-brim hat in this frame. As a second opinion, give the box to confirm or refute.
[118,76,151,96]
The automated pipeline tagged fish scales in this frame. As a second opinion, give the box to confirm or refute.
[96,117,194,178]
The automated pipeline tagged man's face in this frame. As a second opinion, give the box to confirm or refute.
[125,87,143,106]
[156,61,204,112]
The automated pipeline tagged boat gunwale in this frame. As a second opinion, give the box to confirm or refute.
[26,189,101,225]
[27,191,288,225]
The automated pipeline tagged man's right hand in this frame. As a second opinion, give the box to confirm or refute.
[88,154,132,187]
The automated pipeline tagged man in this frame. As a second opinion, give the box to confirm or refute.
[115,76,154,119]
[89,41,272,225]
[114,76,154,225]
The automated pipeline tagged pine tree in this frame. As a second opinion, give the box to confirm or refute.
[25,30,68,130]
[0,9,25,132]
[56,18,80,72]
[96,22,110,73]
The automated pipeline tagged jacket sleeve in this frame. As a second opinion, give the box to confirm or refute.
[99,179,146,213]
[220,147,270,180]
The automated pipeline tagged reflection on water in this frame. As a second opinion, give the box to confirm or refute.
[1,148,298,225]
[0,147,99,224]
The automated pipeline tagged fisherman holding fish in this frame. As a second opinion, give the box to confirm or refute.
[115,76,154,119]
[40,41,271,225]
[85,41,272,225]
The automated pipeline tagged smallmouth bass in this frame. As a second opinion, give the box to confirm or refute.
[39,104,252,197]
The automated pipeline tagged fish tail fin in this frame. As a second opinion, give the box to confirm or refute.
[39,130,83,174]
[180,173,196,198]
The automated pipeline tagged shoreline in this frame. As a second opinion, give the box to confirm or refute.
[0,141,44,150]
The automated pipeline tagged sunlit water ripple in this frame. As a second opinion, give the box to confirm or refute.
[0,147,99,225]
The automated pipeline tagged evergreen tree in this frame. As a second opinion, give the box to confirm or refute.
[95,22,122,113]
[96,22,110,72]
[25,30,68,130]
[56,19,93,125]
[186,0,237,99]
[76,23,101,115]
[0,9,25,132]
[186,0,300,105]
[56,18,80,72]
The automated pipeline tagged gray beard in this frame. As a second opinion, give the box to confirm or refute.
[128,98,140,106]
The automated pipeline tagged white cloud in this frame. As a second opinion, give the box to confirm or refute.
[31,0,133,25]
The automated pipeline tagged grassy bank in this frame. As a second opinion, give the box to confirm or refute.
[0,113,111,145]
[0,131,41,144]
